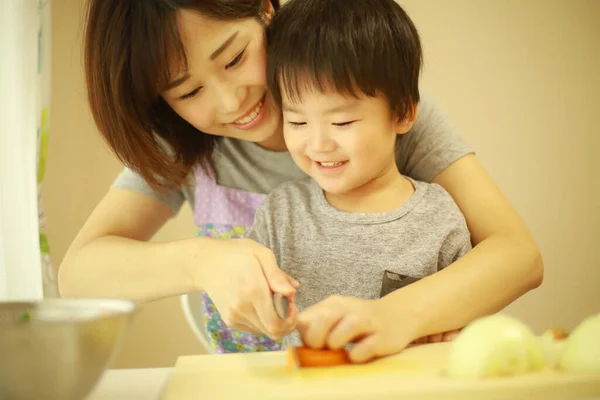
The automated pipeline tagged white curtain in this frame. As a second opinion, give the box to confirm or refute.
[0,0,54,300]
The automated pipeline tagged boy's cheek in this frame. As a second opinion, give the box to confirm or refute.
[282,130,302,148]
[283,138,310,165]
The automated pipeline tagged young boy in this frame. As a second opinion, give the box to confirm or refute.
[247,0,471,362]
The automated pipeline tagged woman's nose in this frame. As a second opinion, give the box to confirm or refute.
[214,80,246,115]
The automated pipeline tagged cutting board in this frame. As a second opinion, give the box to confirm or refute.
[160,342,600,400]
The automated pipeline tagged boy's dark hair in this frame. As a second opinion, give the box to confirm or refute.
[84,0,280,191]
[267,0,422,121]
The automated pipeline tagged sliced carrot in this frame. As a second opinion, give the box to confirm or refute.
[287,346,351,368]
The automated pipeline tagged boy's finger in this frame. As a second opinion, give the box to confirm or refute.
[326,315,372,350]
[348,334,380,364]
[298,308,341,349]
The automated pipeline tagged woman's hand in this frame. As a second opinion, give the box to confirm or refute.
[412,329,462,344]
[191,238,300,339]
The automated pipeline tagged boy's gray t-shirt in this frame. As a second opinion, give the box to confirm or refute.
[246,177,471,345]
[111,93,474,214]
[247,177,471,310]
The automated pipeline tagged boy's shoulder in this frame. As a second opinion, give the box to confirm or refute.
[410,179,467,227]
[259,176,315,212]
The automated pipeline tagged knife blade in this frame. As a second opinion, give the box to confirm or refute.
[272,292,289,319]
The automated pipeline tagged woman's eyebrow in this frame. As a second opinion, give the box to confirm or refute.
[166,73,190,91]
[210,31,239,61]
[164,31,240,92]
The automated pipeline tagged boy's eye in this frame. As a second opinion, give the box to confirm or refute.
[333,120,357,127]
[287,121,306,129]
[226,47,247,69]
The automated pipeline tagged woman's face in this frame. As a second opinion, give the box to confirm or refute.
[161,5,284,150]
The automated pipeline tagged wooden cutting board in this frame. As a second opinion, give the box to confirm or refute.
[160,342,600,400]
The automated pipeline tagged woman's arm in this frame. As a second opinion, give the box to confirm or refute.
[57,188,196,302]
[58,187,297,337]
[385,154,543,338]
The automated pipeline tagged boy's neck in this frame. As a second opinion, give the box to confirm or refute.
[324,163,414,213]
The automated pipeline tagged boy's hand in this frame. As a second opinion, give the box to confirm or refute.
[297,295,415,363]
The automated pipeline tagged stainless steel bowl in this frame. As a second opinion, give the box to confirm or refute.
[0,298,135,400]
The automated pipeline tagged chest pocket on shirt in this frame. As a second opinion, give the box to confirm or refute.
[380,270,421,297]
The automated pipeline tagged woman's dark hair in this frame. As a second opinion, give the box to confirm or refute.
[267,0,421,122]
[84,0,280,190]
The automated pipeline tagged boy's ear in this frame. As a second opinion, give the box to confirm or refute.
[262,0,276,24]
[395,103,418,135]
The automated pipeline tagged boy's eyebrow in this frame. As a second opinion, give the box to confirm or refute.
[210,31,239,60]
[282,101,359,114]
[282,104,301,113]
[324,102,359,114]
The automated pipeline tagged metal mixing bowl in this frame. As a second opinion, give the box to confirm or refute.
[0,298,135,400]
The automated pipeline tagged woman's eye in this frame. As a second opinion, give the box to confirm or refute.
[226,48,246,69]
[287,121,306,129]
[179,87,202,100]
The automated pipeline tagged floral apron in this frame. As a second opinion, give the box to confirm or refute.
[192,167,283,353]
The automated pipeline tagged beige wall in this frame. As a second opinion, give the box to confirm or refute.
[46,0,599,368]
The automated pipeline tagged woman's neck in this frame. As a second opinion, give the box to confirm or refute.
[257,128,287,152]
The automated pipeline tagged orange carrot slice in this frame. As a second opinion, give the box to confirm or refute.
[287,346,351,368]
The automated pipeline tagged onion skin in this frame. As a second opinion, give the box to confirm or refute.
[446,314,544,379]
[558,313,600,374]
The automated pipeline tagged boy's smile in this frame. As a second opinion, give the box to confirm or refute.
[281,86,417,212]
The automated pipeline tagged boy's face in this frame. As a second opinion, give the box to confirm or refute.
[281,87,412,195]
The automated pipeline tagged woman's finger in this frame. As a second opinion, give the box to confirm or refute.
[251,265,289,338]
[256,246,297,295]
[223,307,265,334]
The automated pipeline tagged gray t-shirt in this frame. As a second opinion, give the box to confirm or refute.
[111,93,474,214]
[246,177,471,345]
[247,177,471,309]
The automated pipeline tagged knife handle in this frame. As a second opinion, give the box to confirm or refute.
[273,293,289,319]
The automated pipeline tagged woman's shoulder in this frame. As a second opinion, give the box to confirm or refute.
[395,92,475,183]
[111,166,190,215]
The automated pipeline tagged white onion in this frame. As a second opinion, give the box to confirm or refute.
[558,313,600,374]
[446,314,544,379]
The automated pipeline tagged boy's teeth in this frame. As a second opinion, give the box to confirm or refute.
[320,161,344,167]
[235,101,264,125]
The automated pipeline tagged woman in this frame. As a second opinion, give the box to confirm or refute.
[58,0,543,352]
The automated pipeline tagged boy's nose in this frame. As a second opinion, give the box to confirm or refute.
[309,127,336,153]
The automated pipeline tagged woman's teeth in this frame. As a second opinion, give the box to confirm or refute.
[319,161,345,167]
[234,100,264,125]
